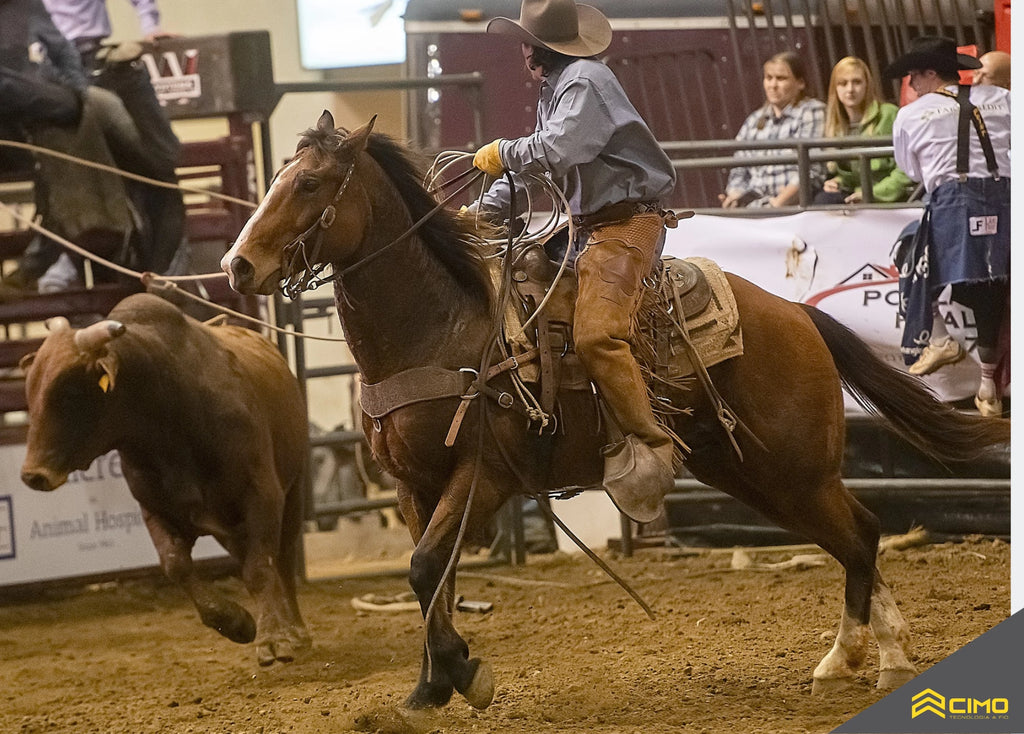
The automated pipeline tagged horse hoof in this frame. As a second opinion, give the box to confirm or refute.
[811,676,855,696]
[877,667,917,690]
[461,658,494,710]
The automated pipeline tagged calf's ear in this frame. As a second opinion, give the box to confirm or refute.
[19,352,36,373]
[94,353,119,393]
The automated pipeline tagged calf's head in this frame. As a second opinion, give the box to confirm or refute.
[20,319,126,492]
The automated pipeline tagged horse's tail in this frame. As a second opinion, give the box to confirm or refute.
[800,304,1010,462]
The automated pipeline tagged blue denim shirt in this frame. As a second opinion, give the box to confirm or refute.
[480,57,675,218]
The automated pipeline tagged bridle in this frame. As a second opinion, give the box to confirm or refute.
[279,160,356,299]
[277,149,485,300]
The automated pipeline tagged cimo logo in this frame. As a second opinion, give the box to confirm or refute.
[912,688,1010,719]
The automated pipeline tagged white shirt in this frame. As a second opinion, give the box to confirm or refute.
[892,83,1011,193]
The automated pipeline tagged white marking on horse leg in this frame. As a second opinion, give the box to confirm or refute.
[870,579,917,689]
[812,609,870,694]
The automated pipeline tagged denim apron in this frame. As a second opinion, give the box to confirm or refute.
[896,86,1010,365]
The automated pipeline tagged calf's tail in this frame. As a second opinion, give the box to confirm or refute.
[800,304,1010,463]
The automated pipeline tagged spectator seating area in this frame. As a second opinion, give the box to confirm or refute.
[0,133,261,419]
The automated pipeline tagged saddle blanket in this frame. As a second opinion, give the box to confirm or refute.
[641,256,744,380]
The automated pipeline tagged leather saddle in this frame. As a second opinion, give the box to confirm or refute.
[505,243,715,417]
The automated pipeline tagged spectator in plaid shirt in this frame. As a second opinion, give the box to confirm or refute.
[720,51,826,208]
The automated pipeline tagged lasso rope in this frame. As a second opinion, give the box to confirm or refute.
[0,139,353,342]
[0,138,256,208]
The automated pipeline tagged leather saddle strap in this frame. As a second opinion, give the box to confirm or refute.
[361,366,474,420]
[360,347,543,422]
[667,275,766,459]
[531,300,558,415]
[444,346,542,447]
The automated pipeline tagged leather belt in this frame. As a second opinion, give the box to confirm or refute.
[571,200,661,229]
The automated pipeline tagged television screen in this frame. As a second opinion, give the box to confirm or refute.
[297,0,409,70]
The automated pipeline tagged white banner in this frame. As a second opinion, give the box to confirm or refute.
[0,445,225,587]
[663,208,988,404]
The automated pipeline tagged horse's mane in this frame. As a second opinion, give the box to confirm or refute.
[299,125,493,307]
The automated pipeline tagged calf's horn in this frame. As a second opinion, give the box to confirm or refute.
[45,316,71,332]
[74,320,126,353]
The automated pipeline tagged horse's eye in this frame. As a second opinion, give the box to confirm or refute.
[297,177,320,193]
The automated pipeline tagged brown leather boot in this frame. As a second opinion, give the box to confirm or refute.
[574,213,675,523]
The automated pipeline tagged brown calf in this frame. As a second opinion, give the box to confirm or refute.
[20,293,310,665]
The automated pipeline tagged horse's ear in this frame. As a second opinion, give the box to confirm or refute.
[317,110,336,132]
[342,115,377,154]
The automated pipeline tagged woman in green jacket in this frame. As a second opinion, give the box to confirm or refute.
[816,56,914,204]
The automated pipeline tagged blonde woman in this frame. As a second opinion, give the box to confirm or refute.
[816,56,913,204]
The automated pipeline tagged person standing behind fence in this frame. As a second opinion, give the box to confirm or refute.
[0,0,145,290]
[42,0,188,275]
[885,36,1010,417]
[719,51,825,209]
[815,56,913,205]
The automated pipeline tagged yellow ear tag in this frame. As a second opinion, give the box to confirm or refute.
[98,374,110,393]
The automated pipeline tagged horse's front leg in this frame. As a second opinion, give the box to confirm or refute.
[401,466,502,710]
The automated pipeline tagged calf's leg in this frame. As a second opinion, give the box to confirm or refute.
[238,483,309,666]
[142,509,256,644]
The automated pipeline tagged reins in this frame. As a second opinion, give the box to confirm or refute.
[336,169,486,279]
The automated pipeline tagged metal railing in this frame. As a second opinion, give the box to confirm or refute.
[661,134,923,212]
[274,72,486,152]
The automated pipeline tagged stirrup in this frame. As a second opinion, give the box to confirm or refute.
[601,435,674,523]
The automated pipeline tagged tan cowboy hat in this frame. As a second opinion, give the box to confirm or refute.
[883,35,982,78]
[487,0,613,58]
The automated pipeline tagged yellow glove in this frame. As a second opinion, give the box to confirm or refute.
[473,139,505,177]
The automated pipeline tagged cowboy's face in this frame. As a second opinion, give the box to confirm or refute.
[522,43,545,81]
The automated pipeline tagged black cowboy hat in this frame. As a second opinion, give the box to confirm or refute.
[883,35,982,78]
[487,0,612,57]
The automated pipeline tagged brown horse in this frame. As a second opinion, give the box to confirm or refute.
[222,112,1010,710]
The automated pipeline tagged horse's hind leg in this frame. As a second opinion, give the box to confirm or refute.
[870,571,916,689]
[802,486,874,694]
[802,479,915,694]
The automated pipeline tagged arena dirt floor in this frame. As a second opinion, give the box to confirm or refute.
[0,536,1010,734]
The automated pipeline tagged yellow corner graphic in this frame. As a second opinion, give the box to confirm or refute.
[911,689,947,719]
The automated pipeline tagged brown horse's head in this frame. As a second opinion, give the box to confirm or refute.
[222,111,376,294]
